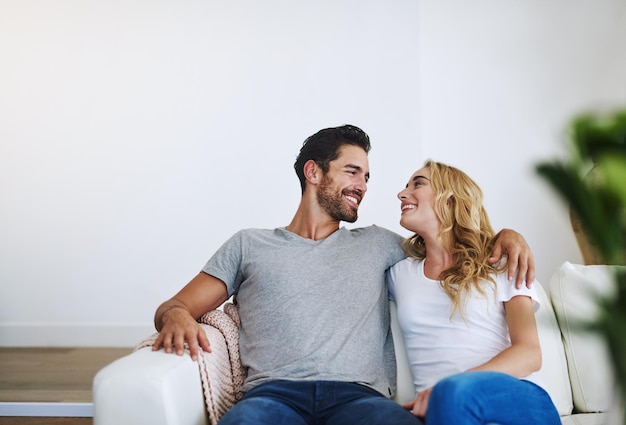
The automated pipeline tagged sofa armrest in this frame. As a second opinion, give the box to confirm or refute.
[93,347,208,425]
[549,262,620,414]
[93,304,244,425]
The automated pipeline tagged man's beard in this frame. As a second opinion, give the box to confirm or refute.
[317,174,359,223]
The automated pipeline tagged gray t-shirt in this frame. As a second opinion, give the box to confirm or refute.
[202,225,405,396]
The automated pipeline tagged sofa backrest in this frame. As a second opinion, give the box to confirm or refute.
[390,300,417,404]
[534,280,574,415]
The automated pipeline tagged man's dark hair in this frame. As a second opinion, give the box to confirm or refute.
[294,124,371,194]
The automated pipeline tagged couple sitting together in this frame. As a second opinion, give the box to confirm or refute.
[151,125,561,425]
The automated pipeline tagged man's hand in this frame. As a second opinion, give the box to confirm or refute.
[489,229,535,288]
[402,387,432,418]
[152,272,229,361]
[152,304,211,361]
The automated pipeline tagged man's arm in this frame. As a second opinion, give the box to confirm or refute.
[152,272,229,361]
[489,229,535,288]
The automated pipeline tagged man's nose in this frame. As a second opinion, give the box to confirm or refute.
[355,176,368,193]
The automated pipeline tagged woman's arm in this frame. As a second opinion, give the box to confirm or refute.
[403,296,541,418]
[468,295,542,377]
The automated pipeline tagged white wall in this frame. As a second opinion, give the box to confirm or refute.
[0,0,624,346]
[0,0,420,346]
[417,0,626,284]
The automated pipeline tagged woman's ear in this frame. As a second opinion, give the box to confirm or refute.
[303,160,320,185]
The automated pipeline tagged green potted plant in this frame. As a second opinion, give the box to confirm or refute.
[536,108,626,422]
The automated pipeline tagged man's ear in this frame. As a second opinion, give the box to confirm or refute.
[303,160,320,185]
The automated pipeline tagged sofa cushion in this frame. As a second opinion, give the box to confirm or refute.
[549,261,617,414]
[533,281,574,416]
[560,412,610,425]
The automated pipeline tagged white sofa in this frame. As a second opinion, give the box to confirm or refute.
[93,262,624,425]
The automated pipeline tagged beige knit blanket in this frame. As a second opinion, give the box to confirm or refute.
[136,302,246,425]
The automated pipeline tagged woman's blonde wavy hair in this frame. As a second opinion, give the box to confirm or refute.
[402,160,505,316]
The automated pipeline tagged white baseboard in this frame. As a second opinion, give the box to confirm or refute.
[0,402,93,417]
[0,322,155,347]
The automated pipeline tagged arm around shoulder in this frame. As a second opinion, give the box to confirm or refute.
[489,229,535,288]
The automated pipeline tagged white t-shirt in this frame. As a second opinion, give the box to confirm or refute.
[387,257,543,393]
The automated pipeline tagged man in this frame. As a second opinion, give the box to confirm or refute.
[152,124,534,425]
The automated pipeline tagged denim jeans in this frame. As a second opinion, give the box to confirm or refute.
[218,380,423,425]
[426,371,561,425]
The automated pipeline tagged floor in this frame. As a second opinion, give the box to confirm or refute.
[0,347,132,425]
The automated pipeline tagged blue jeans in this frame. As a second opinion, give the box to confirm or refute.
[426,371,561,425]
[218,380,423,425]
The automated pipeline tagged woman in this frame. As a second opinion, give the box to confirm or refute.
[387,160,560,424]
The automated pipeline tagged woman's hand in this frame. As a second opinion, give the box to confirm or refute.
[402,387,433,418]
